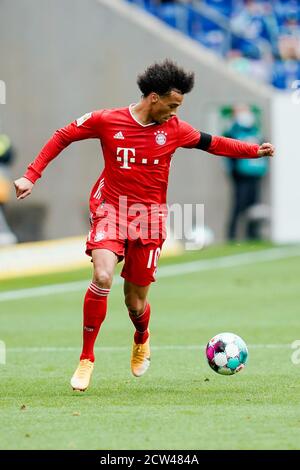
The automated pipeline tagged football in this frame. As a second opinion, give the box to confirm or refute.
[206,332,248,375]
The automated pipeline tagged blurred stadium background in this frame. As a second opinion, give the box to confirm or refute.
[0,0,300,451]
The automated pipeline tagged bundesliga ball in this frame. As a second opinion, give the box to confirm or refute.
[205,332,248,375]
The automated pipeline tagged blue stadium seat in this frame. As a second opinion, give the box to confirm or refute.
[203,0,233,18]
[231,36,261,60]
[155,3,189,33]
[198,30,228,56]
[272,59,300,88]
[187,5,225,38]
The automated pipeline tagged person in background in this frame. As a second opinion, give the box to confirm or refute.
[224,105,269,241]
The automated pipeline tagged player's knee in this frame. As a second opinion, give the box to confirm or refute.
[93,270,113,289]
[127,306,145,317]
[125,295,146,317]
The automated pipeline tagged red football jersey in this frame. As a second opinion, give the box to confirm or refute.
[24,105,260,217]
[88,106,200,211]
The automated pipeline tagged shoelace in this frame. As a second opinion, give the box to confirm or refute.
[133,344,146,362]
[77,360,92,378]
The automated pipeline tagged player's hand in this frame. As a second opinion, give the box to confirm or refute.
[257,143,275,157]
[13,177,34,200]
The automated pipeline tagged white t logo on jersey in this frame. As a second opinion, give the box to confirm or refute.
[117,147,135,169]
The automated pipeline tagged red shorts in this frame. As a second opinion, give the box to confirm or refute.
[86,204,165,286]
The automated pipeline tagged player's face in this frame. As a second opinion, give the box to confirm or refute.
[150,90,184,124]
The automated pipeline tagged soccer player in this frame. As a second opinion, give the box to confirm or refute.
[14,60,274,391]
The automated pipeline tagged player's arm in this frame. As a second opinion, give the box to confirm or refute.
[195,132,275,158]
[14,111,103,200]
[178,120,274,158]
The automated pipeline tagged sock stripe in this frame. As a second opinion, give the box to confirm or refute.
[89,289,108,297]
[128,304,149,323]
[90,282,110,292]
[130,302,148,319]
[90,282,110,293]
[89,284,110,297]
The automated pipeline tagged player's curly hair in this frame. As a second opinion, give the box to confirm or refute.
[137,59,195,96]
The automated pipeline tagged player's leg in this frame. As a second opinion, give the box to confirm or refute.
[121,239,163,377]
[124,280,151,377]
[124,280,150,341]
[81,248,118,361]
[71,248,118,391]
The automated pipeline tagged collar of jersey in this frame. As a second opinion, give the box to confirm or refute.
[128,104,156,127]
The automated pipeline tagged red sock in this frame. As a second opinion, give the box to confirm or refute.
[129,303,150,344]
[80,282,110,362]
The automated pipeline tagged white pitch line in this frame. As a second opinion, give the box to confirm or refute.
[0,279,92,302]
[6,344,291,353]
[1,246,300,302]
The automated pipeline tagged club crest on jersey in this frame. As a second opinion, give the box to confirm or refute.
[154,130,167,145]
[76,112,92,127]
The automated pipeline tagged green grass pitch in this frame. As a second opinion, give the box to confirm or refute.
[0,242,300,450]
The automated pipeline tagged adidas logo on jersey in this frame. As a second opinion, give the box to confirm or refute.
[114,131,125,140]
